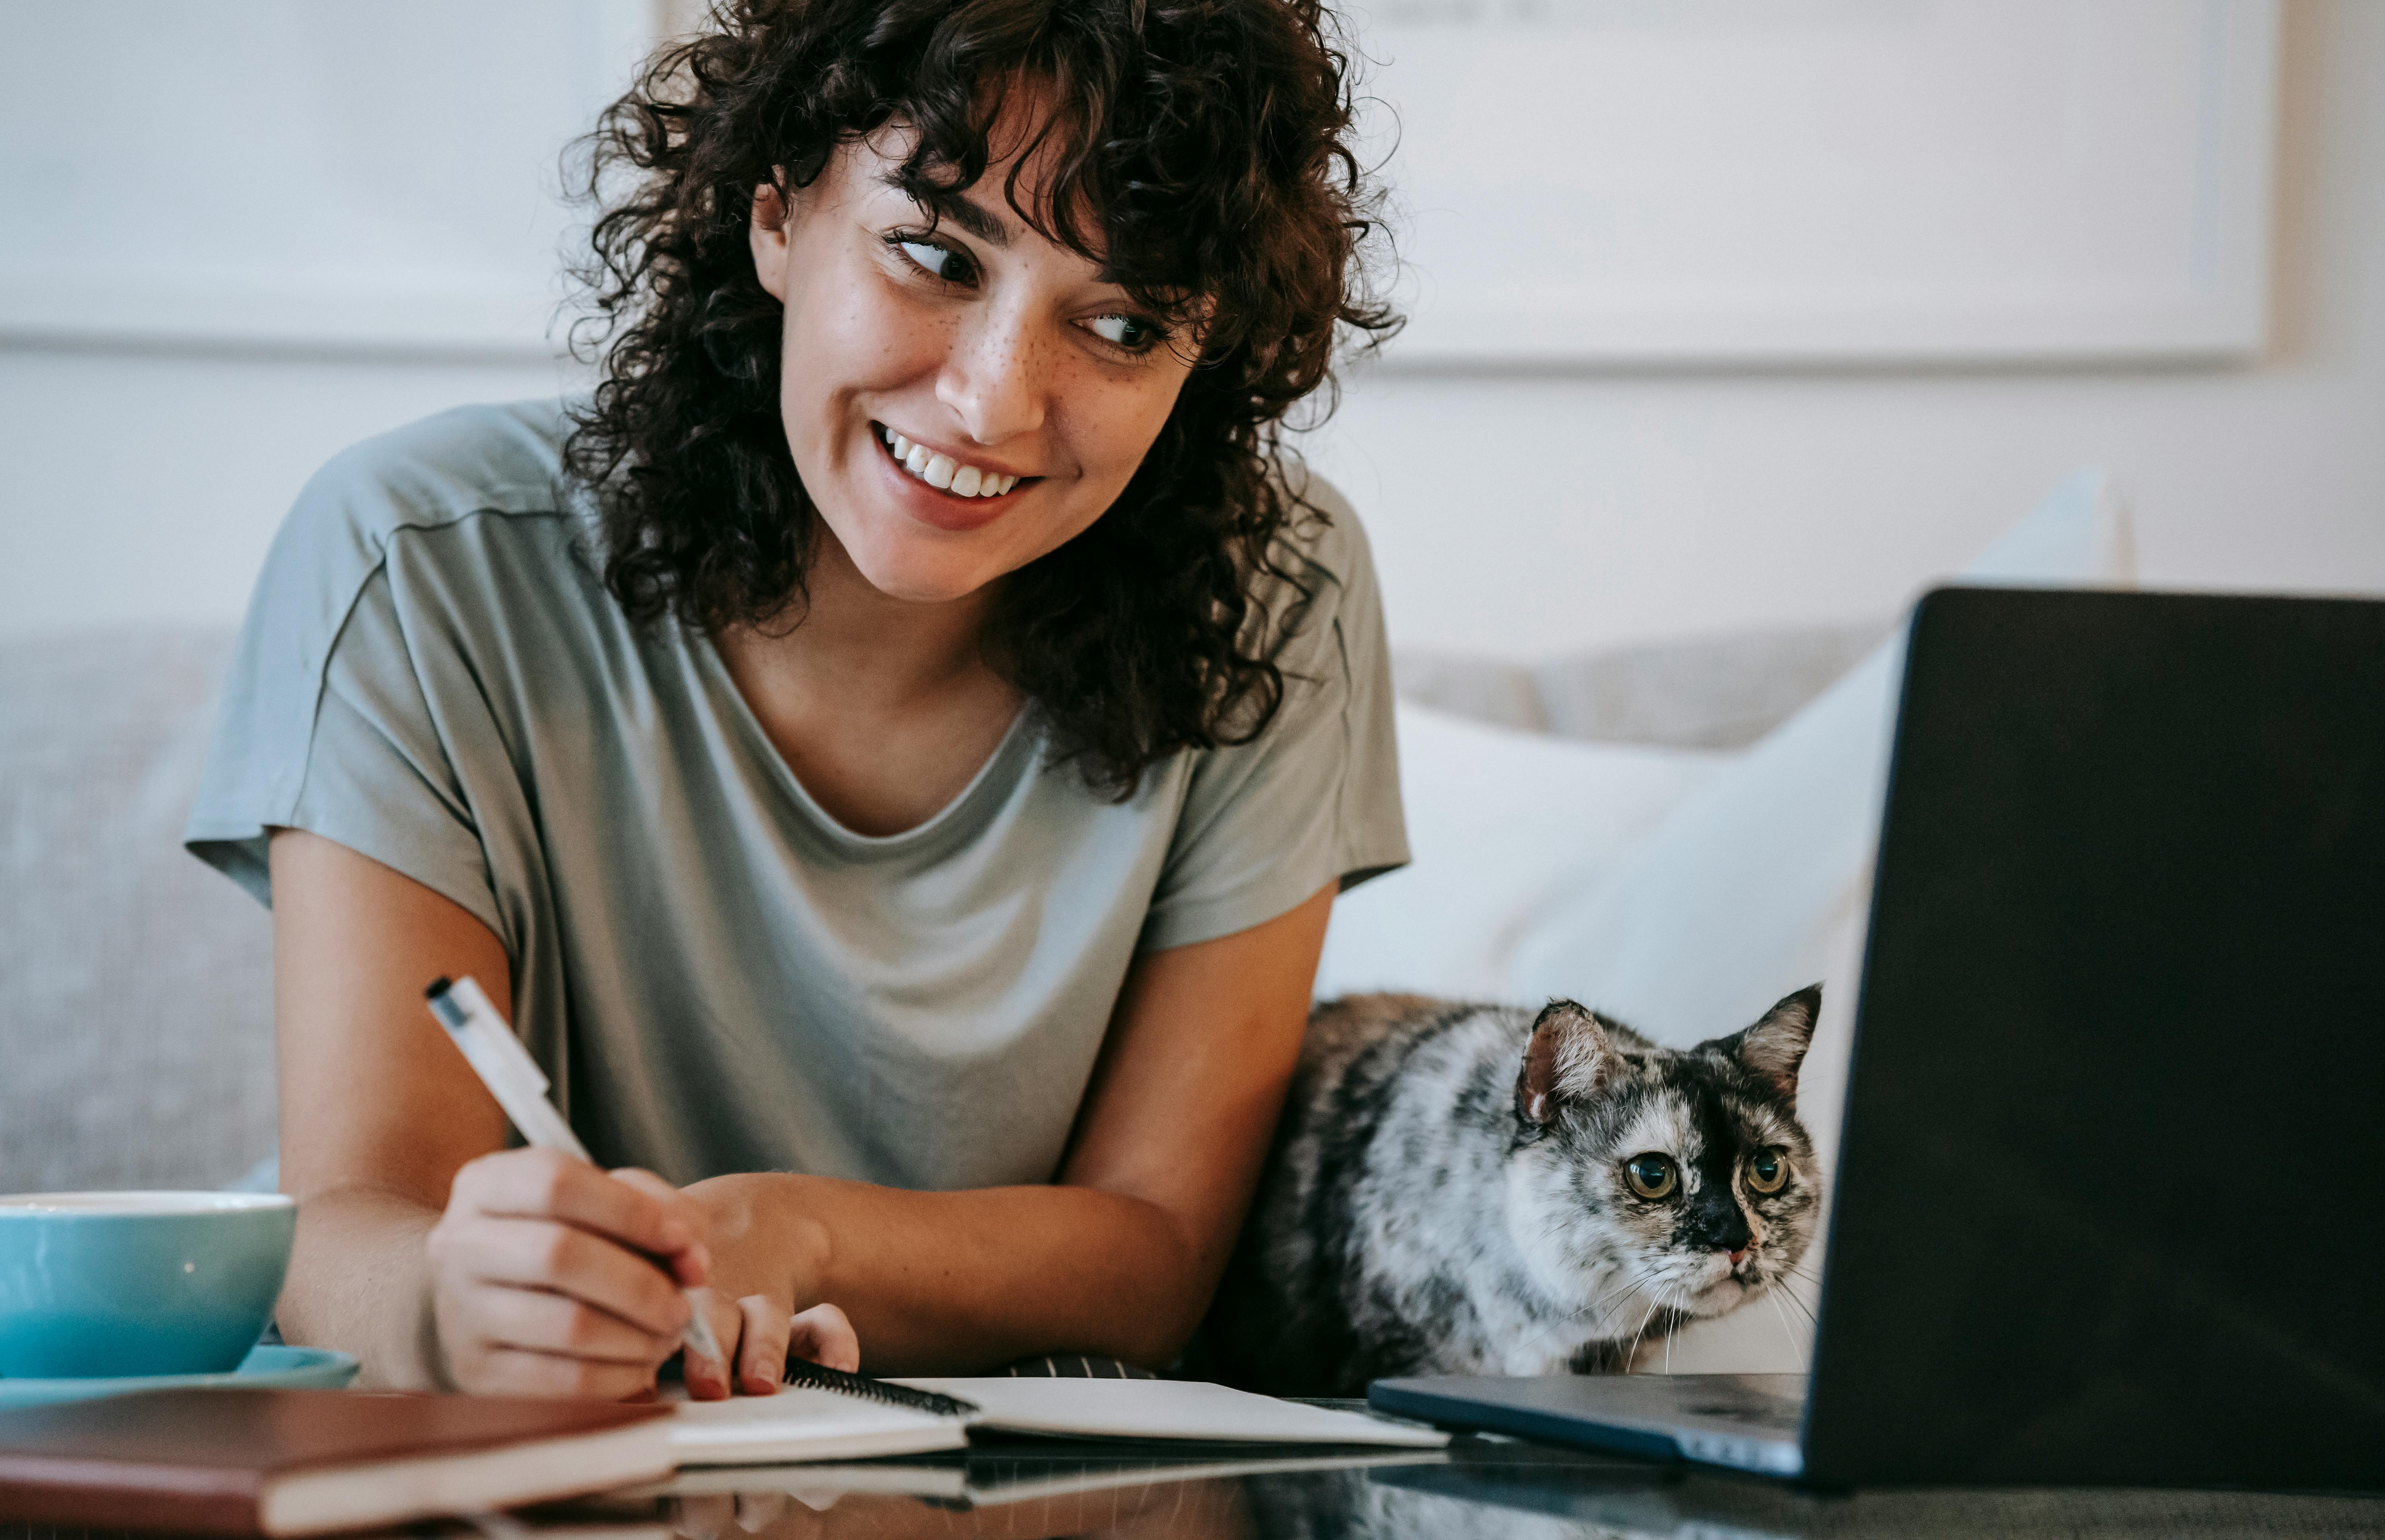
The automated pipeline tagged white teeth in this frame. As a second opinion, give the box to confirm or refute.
[883,428,1020,497]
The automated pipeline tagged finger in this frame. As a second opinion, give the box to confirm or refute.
[679,1286,742,1401]
[442,1217,691,1337]
[786,1303,860,1374]
[606,1168,712,1285]
[733,1493,789,1532]
[467,1284,675,1366]
[734,1295,793,1396]
[453,1149,696,1260]
[473,1344,658,1402]
[672,1493,733,1540]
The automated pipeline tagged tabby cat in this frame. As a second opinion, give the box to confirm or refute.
[1206,987,1822,1396]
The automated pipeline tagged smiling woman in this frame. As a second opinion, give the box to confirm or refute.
[180,0,1406,1402]
[572,0,1396,799]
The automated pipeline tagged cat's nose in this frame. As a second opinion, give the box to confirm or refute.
[1728,1246,1753,1268]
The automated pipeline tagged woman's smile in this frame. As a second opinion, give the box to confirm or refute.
[876,423,1029,500]
[865,421,1039,533]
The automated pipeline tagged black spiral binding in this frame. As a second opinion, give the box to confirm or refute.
[782,1358,983,1421]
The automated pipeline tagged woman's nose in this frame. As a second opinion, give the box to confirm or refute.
[936,302,1048,446]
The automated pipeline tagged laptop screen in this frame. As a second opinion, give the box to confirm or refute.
[1805,587,2385,1489]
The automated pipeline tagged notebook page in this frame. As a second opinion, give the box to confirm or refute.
[886,1378,1450,1447]
[667,1386,968,1466]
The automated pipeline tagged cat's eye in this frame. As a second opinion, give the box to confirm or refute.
[1746,1149,1789,1195]
[1623,1153,1678,1200]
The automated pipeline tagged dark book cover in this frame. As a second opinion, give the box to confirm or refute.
[0,1387,671,1534]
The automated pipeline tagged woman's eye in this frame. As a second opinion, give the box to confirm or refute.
[1085,313,1163,351]
[1623,1153,1678,1201]
[896,238,972,284]
[1746,1149,1788,1195]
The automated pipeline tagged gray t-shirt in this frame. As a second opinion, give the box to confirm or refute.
[186,401,1406,1191]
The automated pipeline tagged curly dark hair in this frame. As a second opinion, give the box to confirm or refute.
[564,0,1396,796]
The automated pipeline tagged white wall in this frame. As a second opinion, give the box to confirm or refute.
[2,0,2377,656]
[1306,0,2385,657]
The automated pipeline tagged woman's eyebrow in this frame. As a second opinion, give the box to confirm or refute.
[883,175,1010,247]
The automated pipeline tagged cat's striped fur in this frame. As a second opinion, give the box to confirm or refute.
[1206,988,1822,1396]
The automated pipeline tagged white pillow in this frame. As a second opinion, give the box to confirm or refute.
[1499,468,2135,1373]
[1314,706,1725,1003]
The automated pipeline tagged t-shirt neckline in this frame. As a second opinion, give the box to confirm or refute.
[687,627,1040,857]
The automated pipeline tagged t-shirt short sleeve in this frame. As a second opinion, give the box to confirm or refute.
[182,407,556,945]
[1136,472,1409,953]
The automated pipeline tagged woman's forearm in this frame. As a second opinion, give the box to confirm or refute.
[694,1174,1210,1373]
[276,1186,448,1391]
[698,889,1339,1376]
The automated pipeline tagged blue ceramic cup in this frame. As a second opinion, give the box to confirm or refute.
[0,1192,297,1378]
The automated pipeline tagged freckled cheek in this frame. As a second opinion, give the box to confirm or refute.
[1051,369,1187,497]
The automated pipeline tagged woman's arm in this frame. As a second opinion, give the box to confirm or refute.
[270,829,724,1395]
[277,821,1332,1384]
[686,880,1338,1372]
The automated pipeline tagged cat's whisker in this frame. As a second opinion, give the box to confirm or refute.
[1516,1273,1652,1363]
[1765,1286,1806,1368]
[1624,1293,1663,1374]
[1588,1271,1653,1319]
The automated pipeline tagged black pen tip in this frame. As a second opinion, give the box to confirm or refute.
[425,977,454,1000]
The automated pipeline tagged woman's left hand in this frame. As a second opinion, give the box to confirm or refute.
[668,1172,857,1398]
[680,1293,859,1397]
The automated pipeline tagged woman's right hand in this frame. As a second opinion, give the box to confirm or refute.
[425,1146,713,1399]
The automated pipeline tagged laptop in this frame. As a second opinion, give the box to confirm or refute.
[1370,587,2385,1489]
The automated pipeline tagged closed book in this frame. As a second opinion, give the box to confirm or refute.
[0,1387,674,1536]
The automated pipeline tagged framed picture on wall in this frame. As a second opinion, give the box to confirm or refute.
[1354,0,2281,366]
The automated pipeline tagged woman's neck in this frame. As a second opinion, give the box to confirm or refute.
[710,527,1024,837]
[739,525,998,705]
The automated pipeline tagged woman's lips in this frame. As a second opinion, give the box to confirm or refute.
[869,424,1031,533]
[880,425,1028,498]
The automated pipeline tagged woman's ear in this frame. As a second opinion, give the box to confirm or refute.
[750,180,793,301]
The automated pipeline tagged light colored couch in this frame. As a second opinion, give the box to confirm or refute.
[0,620,1878,1195]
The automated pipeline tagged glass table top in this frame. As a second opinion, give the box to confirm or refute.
[534,1424,2385,1540]
[6,1419,2380,1539]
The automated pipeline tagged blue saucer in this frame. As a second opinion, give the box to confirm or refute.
[0,1344,358,1410]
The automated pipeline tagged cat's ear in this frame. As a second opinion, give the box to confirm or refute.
[1516,1001,1623,1126]
[1730,984,1821,1104]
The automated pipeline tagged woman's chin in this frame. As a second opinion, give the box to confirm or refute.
[842,537,1008,606]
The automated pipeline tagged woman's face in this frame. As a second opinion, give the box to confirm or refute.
[751,121,1198,606]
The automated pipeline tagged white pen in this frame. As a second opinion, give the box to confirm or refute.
[425,974,725,1374]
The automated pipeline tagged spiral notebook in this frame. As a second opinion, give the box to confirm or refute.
[668,1363,1447,1466]
[652,1446,1449,1506]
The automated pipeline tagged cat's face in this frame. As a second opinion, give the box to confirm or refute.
[1502,989,1822,1338]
